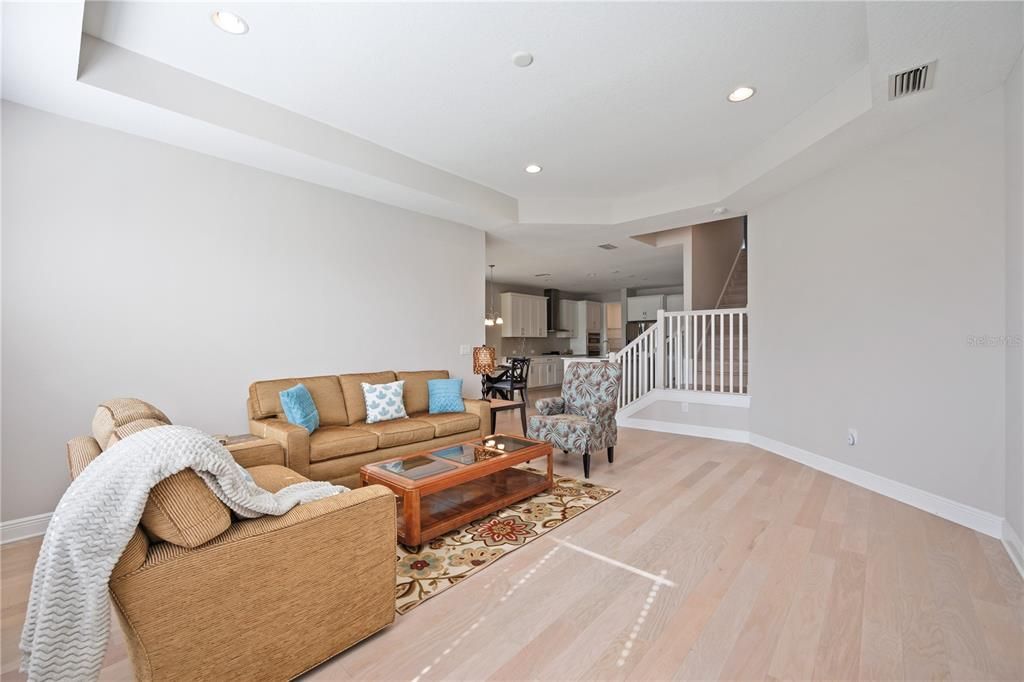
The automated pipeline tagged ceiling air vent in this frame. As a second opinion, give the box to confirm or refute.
[597,243,618,250]
[888,60,936,101]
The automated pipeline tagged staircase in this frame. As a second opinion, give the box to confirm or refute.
[613,246,749,408]
[716,248,747,309]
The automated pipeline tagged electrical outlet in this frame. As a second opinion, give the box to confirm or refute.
[680,402,689,413]
[847,428,858,446]
[459,345,472,356]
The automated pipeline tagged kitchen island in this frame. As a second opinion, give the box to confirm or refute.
[561,355,613,372]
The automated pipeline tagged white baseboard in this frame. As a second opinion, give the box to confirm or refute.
[748,435,1003,539]
[1,512,52,544]
[1002,520,1024,580]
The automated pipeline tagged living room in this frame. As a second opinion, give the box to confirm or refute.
[2,2,1023,681]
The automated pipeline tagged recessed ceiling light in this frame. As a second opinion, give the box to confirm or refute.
[525,164,543,174]
[728,86,756,103]
[211,10,248,35]
[512,52,534,68]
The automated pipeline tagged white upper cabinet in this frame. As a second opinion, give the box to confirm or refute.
[558,299,578,336]
[500,292,548,338]
[665,294,685,312]
[585,301,603,333]
[627,295,664,321]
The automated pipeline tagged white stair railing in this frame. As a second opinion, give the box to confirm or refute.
[663,309,748,394]
[614,324,659,408]
[613,308,749,408]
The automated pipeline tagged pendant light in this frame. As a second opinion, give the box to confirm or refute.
[485,265,503,326]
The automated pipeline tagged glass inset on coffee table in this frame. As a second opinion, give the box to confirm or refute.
[361,434,553,547]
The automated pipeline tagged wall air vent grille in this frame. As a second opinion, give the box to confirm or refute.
[888,61,936,100]
[597,243,618,250]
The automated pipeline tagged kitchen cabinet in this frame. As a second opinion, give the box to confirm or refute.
[584,301,603,333]
[500,293,548,338]
[665,294,685,312]
[558,299,579,336]
[627,295,664,321]
[527,357,563,388]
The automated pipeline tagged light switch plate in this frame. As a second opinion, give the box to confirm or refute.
[459,345,472,356]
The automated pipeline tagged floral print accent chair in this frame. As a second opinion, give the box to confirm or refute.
[527,361,623,478]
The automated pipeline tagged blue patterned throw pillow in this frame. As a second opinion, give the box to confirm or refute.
[279,383,319,433]
[362,380,408,423]
[428,378,465,414]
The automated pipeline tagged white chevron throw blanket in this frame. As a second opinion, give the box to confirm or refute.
[20,424,346,682]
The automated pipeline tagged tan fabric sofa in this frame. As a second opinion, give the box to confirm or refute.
[71,399,396,681]
[248,370,493,488]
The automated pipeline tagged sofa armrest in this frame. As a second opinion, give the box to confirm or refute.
[225,438,285,468]
[250,418,310,477]
[110,486,396,681]
[536,397,566,416]
[463,399,493,436]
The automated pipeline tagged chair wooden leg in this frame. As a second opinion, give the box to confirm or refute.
[582,452,591,479]
[607,447,614,463]
[520,386,529,406]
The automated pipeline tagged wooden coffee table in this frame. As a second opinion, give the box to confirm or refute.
[360,434,553,548]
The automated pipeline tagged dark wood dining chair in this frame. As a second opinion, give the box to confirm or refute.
[484,357,531,404]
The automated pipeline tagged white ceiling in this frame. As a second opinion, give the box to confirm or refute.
[83,2,869,201]
[3,2,1022,292]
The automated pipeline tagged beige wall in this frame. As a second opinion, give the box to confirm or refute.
[748,88,1006,516]
[689,217,744,310]
[1,102,486,522]
[1005,44,1024,542]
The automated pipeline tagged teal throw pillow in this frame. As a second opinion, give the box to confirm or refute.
[279,383,319,433]
[428,378,465,414]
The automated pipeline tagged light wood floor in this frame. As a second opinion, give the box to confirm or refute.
[2,392,1022,680]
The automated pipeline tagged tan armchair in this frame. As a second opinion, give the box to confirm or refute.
[71,399,396,681]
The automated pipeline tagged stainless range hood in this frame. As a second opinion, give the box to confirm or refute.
[544,288,570,334]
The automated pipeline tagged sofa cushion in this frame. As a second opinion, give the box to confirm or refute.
[141,469,232,548]
[107,418,169,448]
[397,370,449,414]
[410,412,481,438]
[309,426,379,462]
[339,372,397,424]
[247,464,311,492]
[353,418,435,449]
[92,399,170,450]
[250,376,348,425]
[87,399,231,549]
[301,376,349,425]
[249,378,297,419]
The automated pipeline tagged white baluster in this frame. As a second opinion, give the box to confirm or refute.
[729,313,734,393]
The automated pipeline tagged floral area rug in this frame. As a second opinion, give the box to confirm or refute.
[395,469,618,614]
